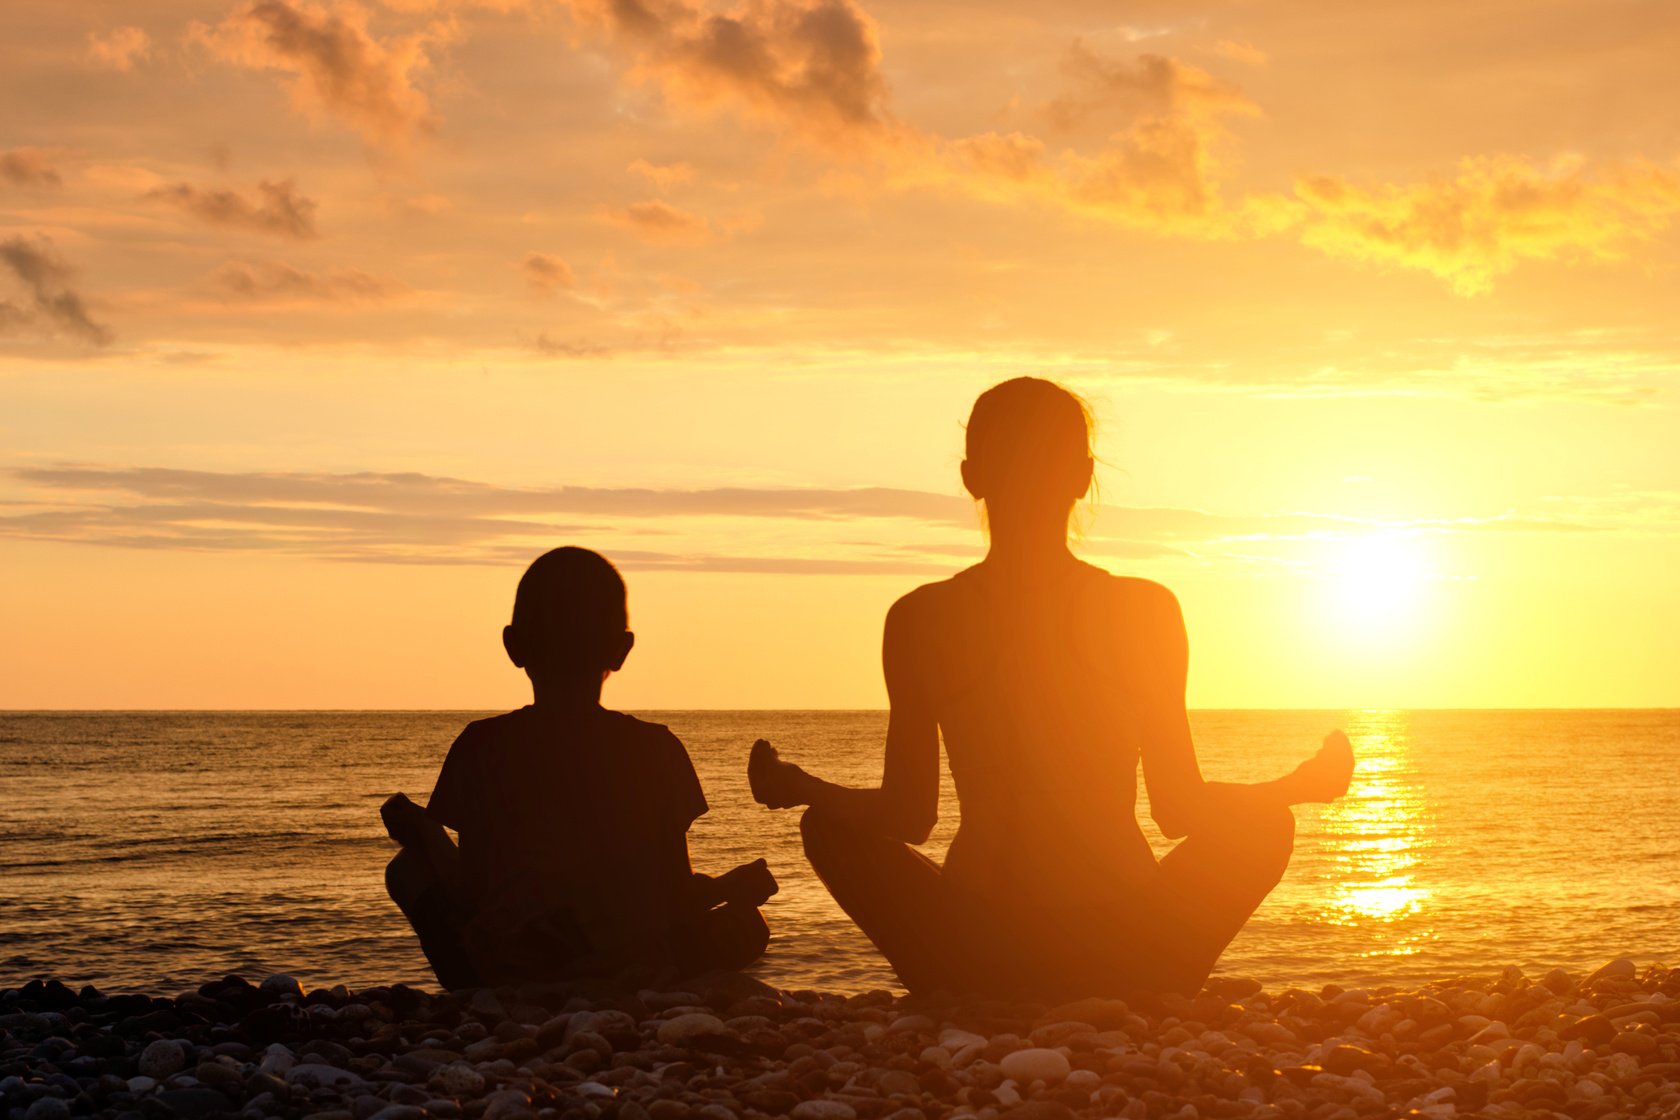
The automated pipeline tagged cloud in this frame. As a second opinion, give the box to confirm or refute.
[87,26,153,70]
[1043,44,1257,135]
[628,159,695,189]
[522,252,576,294]
[0,236,114,346]
[924,43,1263,231]
[191,0,446,148]
[531,332,609,357]
[0,149,63,188]
[564,0,894,144]
[1211,40,1266,67]
[1283,155,1680,295]
[599,199,714,244]
[2,464,1603,570]
[551,3,1680,290]
[209,259,406,302]
[150,179,320,239]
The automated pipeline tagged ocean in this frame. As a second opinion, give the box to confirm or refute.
[1,710,1676,996]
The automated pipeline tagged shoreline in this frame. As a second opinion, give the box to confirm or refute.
[2,962,1676,1120]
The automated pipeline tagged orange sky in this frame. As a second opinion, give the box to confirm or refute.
[2,0,1677,709]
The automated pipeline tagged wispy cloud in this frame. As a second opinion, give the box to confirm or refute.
[522,252,575,295]
[0,464,1605,571]
[0,149,63,188]
[1281,155,1680,295]
[0,236,114,347]
[209,259,407,302]
[598,199,715,245]
[87,26,153,71]
[191,0,447,149]
[565,0,894,145]
[149,179,320,239]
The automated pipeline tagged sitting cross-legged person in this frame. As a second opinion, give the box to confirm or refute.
[383,546,775,989]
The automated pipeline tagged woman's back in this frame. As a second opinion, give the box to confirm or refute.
[909,559,1161,908]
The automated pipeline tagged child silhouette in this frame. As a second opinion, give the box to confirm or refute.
[383,546,775,988]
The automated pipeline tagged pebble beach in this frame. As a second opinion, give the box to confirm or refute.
[3,961,1678,1120]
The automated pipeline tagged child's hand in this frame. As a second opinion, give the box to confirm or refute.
[716,858,778,907]
[749,739,810,810]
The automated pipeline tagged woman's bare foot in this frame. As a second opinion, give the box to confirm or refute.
[749,738,810,809]
[1293,730,1355,802]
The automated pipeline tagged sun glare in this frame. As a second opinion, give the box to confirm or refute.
[1323,531,1434,641]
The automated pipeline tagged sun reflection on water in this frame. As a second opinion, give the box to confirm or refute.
[1313,711,1435,957]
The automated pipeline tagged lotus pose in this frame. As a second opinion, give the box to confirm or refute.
[749,377,1354,998]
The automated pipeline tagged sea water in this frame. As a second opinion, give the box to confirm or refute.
[1,710,1676,994]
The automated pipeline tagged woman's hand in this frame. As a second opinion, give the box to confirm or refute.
[1290,730,1355,803]
[749,739,813,809]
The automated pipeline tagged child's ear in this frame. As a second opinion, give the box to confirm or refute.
[502,624,527,668]
[605,630,634,672]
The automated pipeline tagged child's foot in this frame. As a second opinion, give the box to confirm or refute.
[1295,730,1355,802]
[748,739,808,809]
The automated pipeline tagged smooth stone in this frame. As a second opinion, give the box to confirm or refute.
[791,1102,858,1120]
[286,1062,369,1091]
[23,1098,72,1120]
[260,974,304,999]
[1587,959,1637,985]
[563,1009,638,1043]
[138,1039,188,1079]
[1002,1104,1078,1120]
[259,1044,296,1076]
[656,1012,732,1046]
[432,1062,486,1095]
[877,1069,920,1097]
[999,1048,1071,1084]
[157,1088,234,1118]
[467,990,505,1018]
[888,1014,937,1034]
[126,1076,157,1095]
[941,1029,989,1051]
[368,1109,428,1120]
[1064,1069,1101,1091]
[483,1088,534,1119]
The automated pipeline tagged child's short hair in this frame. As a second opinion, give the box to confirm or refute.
[510,547,628,672]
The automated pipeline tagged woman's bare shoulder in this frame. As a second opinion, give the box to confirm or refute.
[889,572,968,619]
[1083,568,1182,624]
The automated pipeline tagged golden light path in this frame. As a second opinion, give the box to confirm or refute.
[1313,710,1436,959]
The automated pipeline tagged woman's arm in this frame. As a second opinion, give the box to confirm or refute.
[1135,582,1352,839]
[748,595,941,844]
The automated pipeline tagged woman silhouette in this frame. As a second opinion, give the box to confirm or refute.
[750,377,1354,998]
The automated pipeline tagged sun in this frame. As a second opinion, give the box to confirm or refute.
[1322,531,1434,641]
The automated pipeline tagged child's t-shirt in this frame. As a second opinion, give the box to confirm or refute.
[425,705,707,981]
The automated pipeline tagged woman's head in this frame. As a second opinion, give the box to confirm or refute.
[961,377,1095,528]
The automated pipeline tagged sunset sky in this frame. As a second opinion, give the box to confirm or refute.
[2,0,1676,710]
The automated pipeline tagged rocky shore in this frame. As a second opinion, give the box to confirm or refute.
[2,961,1677,1120]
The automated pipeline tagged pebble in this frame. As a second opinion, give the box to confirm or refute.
[260,973,304,998]
[0,959,1674,1120]
[138,1038,187,1078]
[431,1061,487,1095]
[23,1099,72,1120]
[287,1062,369,1091]
[999,1048,1071,1083]
[656,1011,732,1045]
[791,1102,858,1120]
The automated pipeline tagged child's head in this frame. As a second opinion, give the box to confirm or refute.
[503,547,634,682]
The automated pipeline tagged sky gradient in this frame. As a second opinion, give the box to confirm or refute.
[3,0,1677,709]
